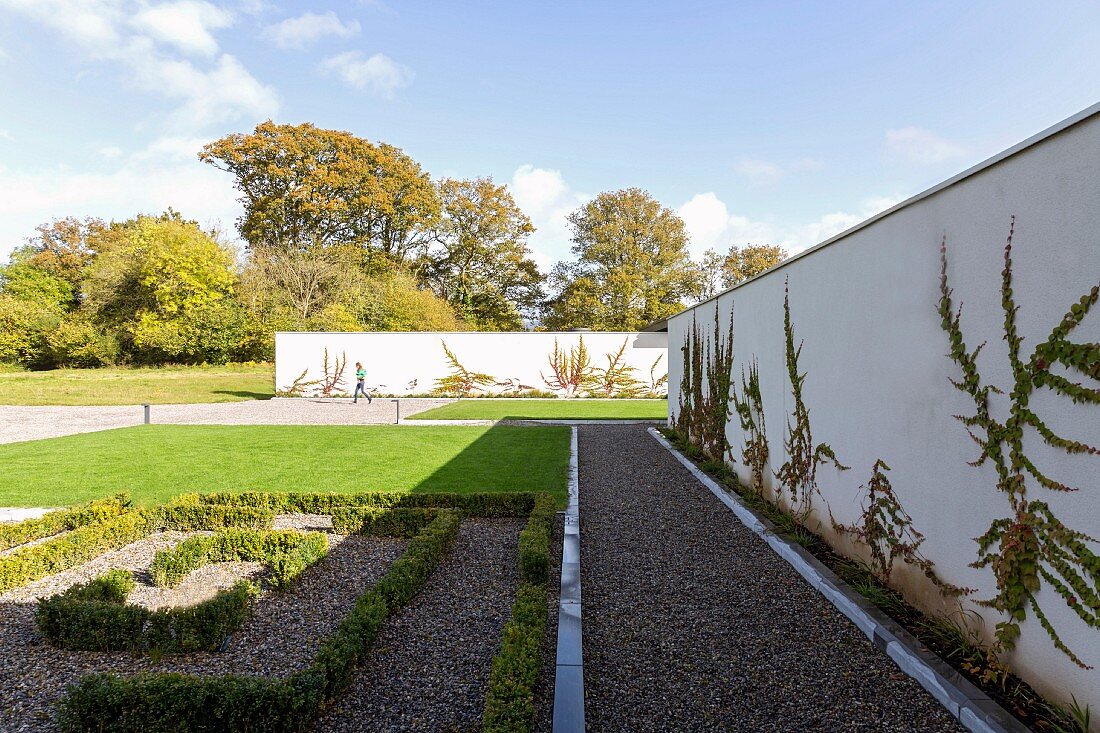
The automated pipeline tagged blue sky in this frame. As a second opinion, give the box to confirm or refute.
[1,0,1099,269]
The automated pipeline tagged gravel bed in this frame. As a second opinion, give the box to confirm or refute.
[312,518,524,733]
[0,525,406,732]
[578,425,966,733]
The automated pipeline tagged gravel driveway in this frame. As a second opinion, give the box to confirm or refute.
[578,424,966,732]
[0,398,455,445]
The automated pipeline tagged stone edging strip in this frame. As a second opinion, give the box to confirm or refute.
[552,426,585,732]
[647,427,1030,733]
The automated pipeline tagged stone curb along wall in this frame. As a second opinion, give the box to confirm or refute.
[666,104,1100,707]
[274,331,668,397]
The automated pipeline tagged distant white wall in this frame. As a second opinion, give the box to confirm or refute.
[275,331,667,396]
[668,106,1100,706]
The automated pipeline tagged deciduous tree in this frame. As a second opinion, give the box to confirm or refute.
[424,177,543,329]
[542,188,701,330]
[200,121,439,264]
[82,215,242,363]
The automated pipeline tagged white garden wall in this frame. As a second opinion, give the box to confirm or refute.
[274,331,667,396]
[668,104,1100,707]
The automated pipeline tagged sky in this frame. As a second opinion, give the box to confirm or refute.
[1,1,1099,271]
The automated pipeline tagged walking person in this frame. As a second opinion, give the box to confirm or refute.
[353,362,372,404]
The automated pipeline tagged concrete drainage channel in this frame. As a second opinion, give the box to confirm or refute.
[647,427,1030,733]
[552,426,585,732]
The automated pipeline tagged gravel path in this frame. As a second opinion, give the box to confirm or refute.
[0,398,455,444]
[313,518,524,733]
[0,521,406,732]
[578,425,966,733]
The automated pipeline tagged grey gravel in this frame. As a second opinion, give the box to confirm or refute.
[0,398,455,445]
[0,521,406,733]
[578,425,967,733]
[312,518,524,733]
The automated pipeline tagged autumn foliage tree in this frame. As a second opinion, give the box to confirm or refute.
[200,121,440,265]
[543,188,702,330]
[423,177,544,330]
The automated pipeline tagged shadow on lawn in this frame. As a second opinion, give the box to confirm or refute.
[404,423,571,505]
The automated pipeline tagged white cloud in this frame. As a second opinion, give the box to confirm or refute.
[884,126,966,164]
[97,145,123,158]
[678,192,901,259]
[0,129,11,140]
[320,51,413,96]
[510,164,589,271]
[134,53,278,128]
[0,145,244,259]
[132,1,234,57]
[264,11,360,50]
[1,0,276,129]
[677,193,780,259]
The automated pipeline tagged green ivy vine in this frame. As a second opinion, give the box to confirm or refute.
[731,357,769,497]
[775,277,849,517]
[938,217,1100,667]
[834,460,971,596]
[677,302,736,463]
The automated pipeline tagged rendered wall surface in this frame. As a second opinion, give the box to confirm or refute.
[667,106,1100,705]
[274,331,668,396]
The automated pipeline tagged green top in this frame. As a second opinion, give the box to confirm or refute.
[356,368,366,380]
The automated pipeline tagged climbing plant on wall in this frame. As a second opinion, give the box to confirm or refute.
[939,217,1100,667]
[775,277,849,517]
[834,460,970,596]
[676,303,735,462]
[731,357,769,497]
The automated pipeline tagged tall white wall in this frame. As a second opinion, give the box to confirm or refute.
[275,331,667,396]
[668,105,1100,707]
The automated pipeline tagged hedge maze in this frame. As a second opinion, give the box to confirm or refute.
[0,490,556,733]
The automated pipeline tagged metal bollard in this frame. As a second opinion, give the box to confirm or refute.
[143,403,151,425]
[391,399,400,425]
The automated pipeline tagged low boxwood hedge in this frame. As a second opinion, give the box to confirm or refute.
[150,529,328,589]
[0,511,151,594]
[0,502,277,595]
[37,569,257,654]
[176,490,541,518]
[58,510,463,733]
[483,491,556,732]
[330,507,440,536]
[0,495,131,552]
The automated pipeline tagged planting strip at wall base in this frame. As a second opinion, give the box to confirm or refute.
[552,426,585,733]
[646,427,1030,733]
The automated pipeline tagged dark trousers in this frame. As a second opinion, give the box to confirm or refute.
[354,380,370,402]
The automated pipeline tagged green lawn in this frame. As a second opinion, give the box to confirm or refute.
[408,398,669,421]
[0,364,274,406]
[0,424,570,507]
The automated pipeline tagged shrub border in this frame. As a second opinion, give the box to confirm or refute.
[0,495,130,552]
[0,504,275,594]
[483,491,556,732]
[37,573,258,654]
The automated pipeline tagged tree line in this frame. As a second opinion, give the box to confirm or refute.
[0,121,787,368]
